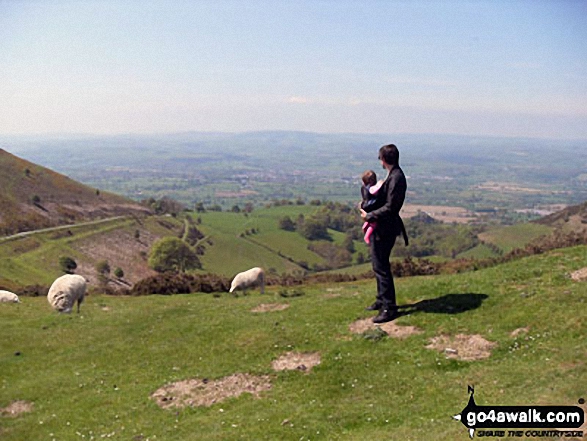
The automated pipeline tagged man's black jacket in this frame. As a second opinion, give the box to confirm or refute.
[363,166,408,245]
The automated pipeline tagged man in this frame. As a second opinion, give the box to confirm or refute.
[360,144,408,323]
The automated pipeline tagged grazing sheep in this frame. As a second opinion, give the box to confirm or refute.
[0,290,20,303]
[230,267,265,294]
[47,274,87,313]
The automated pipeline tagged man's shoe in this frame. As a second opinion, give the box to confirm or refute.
[372,309,398,324]
[365,302,381,311]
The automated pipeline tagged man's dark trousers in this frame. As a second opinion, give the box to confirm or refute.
[371,230,397,310]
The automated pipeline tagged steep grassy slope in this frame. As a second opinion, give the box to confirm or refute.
[535,201,587,233]
[1,246,585,440]
[477,223,554,254]
[0,216,184,289]
[0,149,150,236]
[193,205,370,276]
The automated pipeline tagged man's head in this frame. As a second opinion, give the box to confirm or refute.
[378,144,399,168]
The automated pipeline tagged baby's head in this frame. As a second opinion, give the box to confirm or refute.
[361,170,377,186]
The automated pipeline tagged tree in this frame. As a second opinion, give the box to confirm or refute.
[114,267,124,279]
[343,234,355,253]
[95,260,111,287]
[299,217,330,241]
[95,260,111,276]
[278,215,296,231]
[148,237,201,273]
[59,256,77,274]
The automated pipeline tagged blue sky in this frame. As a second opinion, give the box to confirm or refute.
[1,0,586,138]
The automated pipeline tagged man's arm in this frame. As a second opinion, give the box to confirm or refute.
[364,172,405,223]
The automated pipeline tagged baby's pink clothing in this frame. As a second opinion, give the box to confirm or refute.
[362,179,383,244]
[362,221,377,244]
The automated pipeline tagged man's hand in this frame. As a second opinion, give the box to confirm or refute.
[360,208,367,220]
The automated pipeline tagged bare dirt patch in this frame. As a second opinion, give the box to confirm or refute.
[426,334,497,361]
[349,318,423,339]
[0,400,34,417]
[510,327,529,338]
[271,351,321,372]
[570,267,587,282]
[251,303,290,313]
[151,373,271,409]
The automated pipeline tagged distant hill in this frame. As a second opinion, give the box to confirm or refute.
[0,149,151,236]
[534,200,587,232]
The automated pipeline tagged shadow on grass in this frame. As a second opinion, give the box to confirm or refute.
[397,293,489,317]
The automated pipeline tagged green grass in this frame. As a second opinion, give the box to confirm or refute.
[194,206,331,275]
[1,245,585,440]
[0,218,137,286]
[480,223,553,253]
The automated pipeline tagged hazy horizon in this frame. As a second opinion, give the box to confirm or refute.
[1,1,586,140]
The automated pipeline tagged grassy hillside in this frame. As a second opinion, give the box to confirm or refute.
[0,245,585,440]
[0,149,150,236]
[535,201,587,233]
[192,205,370,276]
[0,216,184,289]
[478,223,554,254]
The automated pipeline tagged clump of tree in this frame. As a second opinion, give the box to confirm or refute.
[278,216,296,231]
[278,202,363,242]
[179,217,205,247]
[148,237,201,273]
[95,259,111,286]
[142,196,185,216]
[307,241,352,269]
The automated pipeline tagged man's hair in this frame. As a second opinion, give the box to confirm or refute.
[379,144,399,167]
[361,170,377,185]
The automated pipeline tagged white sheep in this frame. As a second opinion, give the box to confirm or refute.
[0,290,20,303]
[229,267,265,294]
[47,274,87,313]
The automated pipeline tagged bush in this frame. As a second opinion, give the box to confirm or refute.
[148,237,201,273]
[17,284,50,297]
[130,273,231,296]
[59,256,77,274]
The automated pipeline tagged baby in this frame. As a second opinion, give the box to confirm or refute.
[360,170,384,244]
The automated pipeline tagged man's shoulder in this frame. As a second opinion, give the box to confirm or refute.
[388,166,406,182]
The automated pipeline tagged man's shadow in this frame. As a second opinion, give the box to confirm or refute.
[396,293,489,317]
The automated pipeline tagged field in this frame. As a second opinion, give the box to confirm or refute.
[1,245,586,440]
[479,224,554,254]
[5,132,587,216]
[193,205,370,276]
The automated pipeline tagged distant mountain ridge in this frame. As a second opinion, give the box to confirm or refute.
[0,149,151,236]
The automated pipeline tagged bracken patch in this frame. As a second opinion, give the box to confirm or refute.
[426,334,497,361]
[271,351,321,372]
[151,373,271,409]
[349,318,423,339]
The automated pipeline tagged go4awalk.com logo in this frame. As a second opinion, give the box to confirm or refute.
[453,386,585,439]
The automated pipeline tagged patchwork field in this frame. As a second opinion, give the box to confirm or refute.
[1,245,585,440]
[401,204,477,224]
